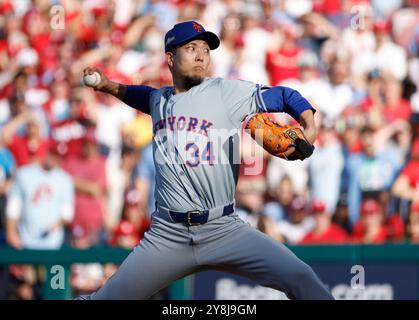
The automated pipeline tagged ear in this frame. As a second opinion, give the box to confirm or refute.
[166,52,174,68]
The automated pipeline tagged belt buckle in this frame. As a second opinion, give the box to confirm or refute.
[187,210,204,226]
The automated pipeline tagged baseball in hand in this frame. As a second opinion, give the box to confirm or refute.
[83,72,101,87]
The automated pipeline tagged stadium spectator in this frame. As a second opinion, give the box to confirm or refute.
[265,22,302,86]
[332,197,352,234]
[237,4,270,84]
[210,13,242,79]
[0,138,15,242]
[358,68,386,129]
[49,92,93,158]
[392,138,419,205]
[276,196,314,245]
[371,19,407,81]
[406,202,419,243]
[324,57,354,121]
[380,76,412,124]
[346,126,401,225]
[298,12,339,56]
[281,50,328,111]
[121,111,153,151]
[257,214,284,243]
[300,199,349,244]
[109,188,150,248]
[62,128,107,244]
[43,78,71,124]
[2,108,49,167]
[373,119,412,172]
[235,177,266,228]
[135,143,156,216]
[107,145,139,230]
[352,199,388,244]
[70,225,105,297]
[88,93,136,161]
[266,145,309,197]
[263,175,295,223]
[308,121,344,214]
[386,211,405,242]
[341,3,375,80]
[5,140,74,249]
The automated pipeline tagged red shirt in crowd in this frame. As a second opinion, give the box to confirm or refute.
[62,155,107,236]
[361,97,412,123]
[9,135,49,167]
[387,214,405,242]
[383,100,412,123]
[300,224,349,244]
[50,119,86,158]
[266,46,301,86]
[400,160,419,188]
[109,218,150,248]
[351,221,388,244]
[313,0,342,15]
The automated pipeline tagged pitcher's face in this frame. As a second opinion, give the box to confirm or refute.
[167,39,211,86]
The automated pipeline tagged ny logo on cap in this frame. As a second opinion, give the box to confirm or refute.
[193,22,203,32]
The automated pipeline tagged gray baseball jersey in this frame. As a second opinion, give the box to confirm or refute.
[150,78,264,212]
[78,77,333,300]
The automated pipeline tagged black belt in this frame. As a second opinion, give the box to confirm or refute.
[163,203,235,226]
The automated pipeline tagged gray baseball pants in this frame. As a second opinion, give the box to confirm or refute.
[88,211,334,300]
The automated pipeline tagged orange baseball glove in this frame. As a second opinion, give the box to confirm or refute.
[244,114,314,161]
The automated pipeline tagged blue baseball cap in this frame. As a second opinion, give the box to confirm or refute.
[164,21,220,53]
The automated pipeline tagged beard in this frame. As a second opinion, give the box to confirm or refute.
[181,74,205,90]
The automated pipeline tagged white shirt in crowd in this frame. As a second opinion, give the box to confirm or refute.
[277,217,315,245]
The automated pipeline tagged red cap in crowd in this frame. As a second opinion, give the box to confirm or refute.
[311,199,326,214]
[114,221,138,238]
[0,0,13,14]
[373,20,391,33]
[110,221,140,247]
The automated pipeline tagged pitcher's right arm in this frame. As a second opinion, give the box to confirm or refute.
[83,67,156,114]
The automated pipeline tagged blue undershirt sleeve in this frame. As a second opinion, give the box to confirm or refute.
[122,85,156,115]
[260,86,316,121]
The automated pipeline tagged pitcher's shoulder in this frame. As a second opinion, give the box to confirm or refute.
[206,77,231,86]
[201,77,248,91]
[212,77,257,88]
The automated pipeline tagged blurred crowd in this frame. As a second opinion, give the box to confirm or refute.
[0,0,418,299]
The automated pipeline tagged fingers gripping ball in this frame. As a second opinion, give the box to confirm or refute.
[244,114,315,161]
[83,72,101,87]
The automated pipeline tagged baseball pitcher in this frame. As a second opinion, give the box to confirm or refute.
[80,21,333,300]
